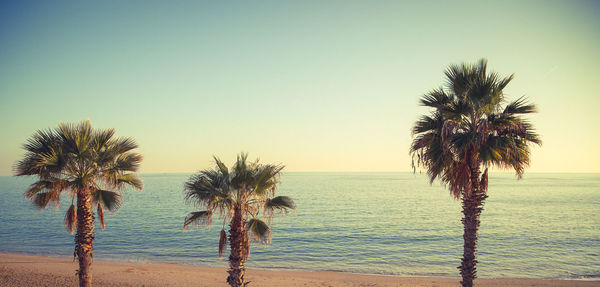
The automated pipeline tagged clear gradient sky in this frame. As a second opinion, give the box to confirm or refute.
[1,0,599,175]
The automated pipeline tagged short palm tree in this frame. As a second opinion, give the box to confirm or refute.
[410,59,541,287]
[15,120,143,287]
[183,153,295,287]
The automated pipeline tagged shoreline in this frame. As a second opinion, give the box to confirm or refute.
[1,252,598,287]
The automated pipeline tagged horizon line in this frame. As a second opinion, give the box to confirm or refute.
[2,171,599,177]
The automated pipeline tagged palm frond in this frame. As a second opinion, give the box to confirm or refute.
[183,210,213,230]
[112,153,143,172]
[98,204,105,230]
[412,114,443,135]
[420,88,451,108]
[480,168,488,191]
[214,156,229,177]
[64,204,77,234]
[265,196,296,213]
[218,229,227,258]
[93,128,115,150]
[246,217,271,244]
[21,129,60,154]
[108,137,139,154]
[496,74,514,92]
[24,180,52,198]
[93,189,122,212]
[264,195,295,225]
[252,164,284,197]
[231,153,252,189]
[184,171,231,208]
[58,120,94,156]
[15,137,63,177]
[445,63,469,98]
[25,178,71,199]
[116,173,143,190]
[32,189,61,209]
[503,96,537,115]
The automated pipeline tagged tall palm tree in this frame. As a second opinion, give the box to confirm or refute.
[14,120,143,287]
[183,153,295,287]
[410,59,541,287]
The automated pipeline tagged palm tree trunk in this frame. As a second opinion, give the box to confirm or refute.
[75,188,95,287]
[459,164,487,287]
[227,206,249,287]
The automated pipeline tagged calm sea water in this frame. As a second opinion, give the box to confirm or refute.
[0,172,598,280]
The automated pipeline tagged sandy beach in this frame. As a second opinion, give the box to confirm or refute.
[0,252,597,287]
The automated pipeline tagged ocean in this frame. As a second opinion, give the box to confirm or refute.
[0,172,598,280]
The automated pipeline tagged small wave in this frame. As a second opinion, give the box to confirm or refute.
[577,273,600,279]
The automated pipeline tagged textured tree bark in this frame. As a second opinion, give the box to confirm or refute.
[459,164,487,287]
[75,188,95,287]
[227,206,249,287]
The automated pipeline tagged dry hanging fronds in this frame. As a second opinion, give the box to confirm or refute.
[218,229,227,258]
[98,204,105,230]
[64,204,77,234]
[480,168,488,191]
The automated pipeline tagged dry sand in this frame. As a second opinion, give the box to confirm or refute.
[0,252,598,287]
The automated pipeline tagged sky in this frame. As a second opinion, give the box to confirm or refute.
[0,0,599,175]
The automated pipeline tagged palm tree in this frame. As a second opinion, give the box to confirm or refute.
[410,59,541,287]
[14,120,143,287]
[183,153,295,287]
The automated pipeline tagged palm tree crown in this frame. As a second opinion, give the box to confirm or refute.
[183,153,295,287]
[411,59,541,197]
[15,120,142,287]
[16,120,143,228]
